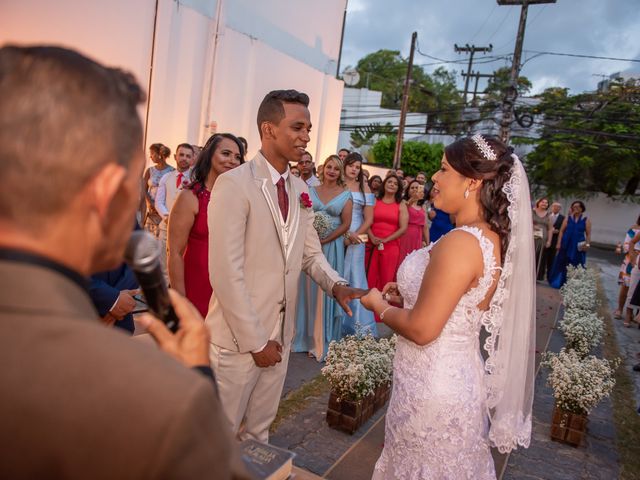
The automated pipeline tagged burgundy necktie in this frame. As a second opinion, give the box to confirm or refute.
[176,172,183,188]
[276,177,289,222]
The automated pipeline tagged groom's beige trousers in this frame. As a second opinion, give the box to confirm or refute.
[210,342,291,443]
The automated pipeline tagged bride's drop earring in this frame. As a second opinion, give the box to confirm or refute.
[464,189,469,199]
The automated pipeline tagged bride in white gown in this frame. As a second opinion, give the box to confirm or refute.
[361,135,536,479]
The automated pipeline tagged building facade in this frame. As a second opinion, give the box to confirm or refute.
[2,0,347,163]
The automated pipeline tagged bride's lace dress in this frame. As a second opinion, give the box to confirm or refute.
[372,226,499,480]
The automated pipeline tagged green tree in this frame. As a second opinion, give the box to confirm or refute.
[350,122,396,149]
[353,50,464,134]
[370,136,444,177]
[480,66,532,118]
[519,82,640,197]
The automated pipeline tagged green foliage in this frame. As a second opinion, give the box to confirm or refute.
[520,82,640,198]
[484,66,532,99]
[370,136,444,177]
[353,50,464,134]
[480,66,532,118]
[350,122,396,149]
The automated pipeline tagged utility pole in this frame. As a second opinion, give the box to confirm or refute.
[497,0,556,143]
[454,44,492,104]
[393,31,417,170]
[462,71,494,103]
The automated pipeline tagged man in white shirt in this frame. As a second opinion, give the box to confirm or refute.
[155,143,195,279]
[298,151,320,186]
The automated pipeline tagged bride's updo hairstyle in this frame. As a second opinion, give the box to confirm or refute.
[444,135,514,256]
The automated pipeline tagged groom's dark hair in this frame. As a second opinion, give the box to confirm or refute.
[257,89,309,138]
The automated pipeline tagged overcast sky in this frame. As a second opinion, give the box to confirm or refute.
[340,0,640,96]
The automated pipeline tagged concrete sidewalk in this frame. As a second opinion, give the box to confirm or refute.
[589,252,640,412]
[503,296,619,479]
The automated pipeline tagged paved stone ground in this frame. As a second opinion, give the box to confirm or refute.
[272,285,563,478]
[503,321,619,479]
[504,249,622,480]
[273,250,627,479]
[271,390,388,476]
[271,324,393,476]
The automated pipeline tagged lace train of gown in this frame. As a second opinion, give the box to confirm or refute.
[372,226,499,480]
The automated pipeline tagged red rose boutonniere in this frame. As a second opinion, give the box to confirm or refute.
[300,192,313,209]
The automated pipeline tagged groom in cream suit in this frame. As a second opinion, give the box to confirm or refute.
[207,90,362,442]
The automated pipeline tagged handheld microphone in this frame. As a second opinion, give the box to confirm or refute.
[124,230,179,333]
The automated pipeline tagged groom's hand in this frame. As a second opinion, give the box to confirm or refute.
[333,285,369,317]
[251,340,283,368]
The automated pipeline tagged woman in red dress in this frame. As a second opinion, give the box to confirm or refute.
[366,174,408,318]
[168,133,244,317]
[399,180,429,262]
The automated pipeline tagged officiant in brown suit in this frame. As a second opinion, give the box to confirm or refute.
[0,45,246,479]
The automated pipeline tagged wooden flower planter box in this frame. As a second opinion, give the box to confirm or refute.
[550,405,587,447]
[326,383,391,435]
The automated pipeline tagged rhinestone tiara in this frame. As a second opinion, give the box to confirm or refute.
[471,134,497,161]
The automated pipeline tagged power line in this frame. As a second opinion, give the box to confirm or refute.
[469,4,498,44]
[415,54,511,68]
[523,50,640,64]
[484,7,514,45]
[527,4,549,27]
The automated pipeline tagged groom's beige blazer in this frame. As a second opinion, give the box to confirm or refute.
[206,151,344,353]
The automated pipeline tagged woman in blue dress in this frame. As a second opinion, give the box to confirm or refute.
[293,155,353,360]
[549,200,592,288]
[342,152,378,336]
[427,187,454,243]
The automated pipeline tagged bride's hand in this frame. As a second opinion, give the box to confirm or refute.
[382,282,400,297]
[361,288,384,312]
[382,282,403,304]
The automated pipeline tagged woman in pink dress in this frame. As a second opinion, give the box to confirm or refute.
[167,133,244,317]
[366,174,408,320]
[399,180,429,262]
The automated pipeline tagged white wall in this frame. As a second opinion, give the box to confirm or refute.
[553,194,640,247]
[1,0,156,88]
[1,0,347,165]
[145,0,215,152]
[205,0,346,161]
[1,0,214,161]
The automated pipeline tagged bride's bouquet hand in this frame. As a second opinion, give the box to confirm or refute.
[382,282,403,305]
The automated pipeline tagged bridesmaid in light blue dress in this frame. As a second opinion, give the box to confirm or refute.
[342,153,378,336]
[293,155,353,361]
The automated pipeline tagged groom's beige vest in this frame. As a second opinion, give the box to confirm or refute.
[205,152,343,353]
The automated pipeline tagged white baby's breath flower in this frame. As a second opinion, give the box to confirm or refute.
[559,307,603,357]
[321,332,397,401]
[313,211,334,239]
[542,348,620,415]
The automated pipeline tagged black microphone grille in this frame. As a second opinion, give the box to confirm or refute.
[124,230,160,272]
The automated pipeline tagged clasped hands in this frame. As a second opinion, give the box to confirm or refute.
[251,284,367,368]
[136,285,373,370]
[361,282,404,314]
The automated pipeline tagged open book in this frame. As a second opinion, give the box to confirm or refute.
[240,439,295,480]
